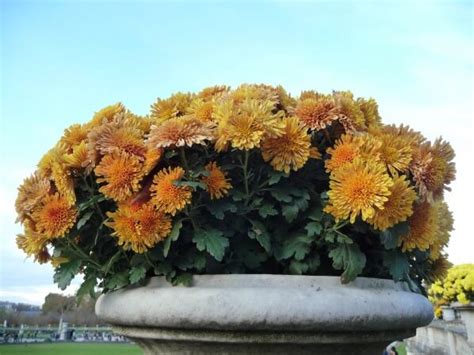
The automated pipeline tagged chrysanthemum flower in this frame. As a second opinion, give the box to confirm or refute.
[357,98,381,129]
[295,96,337,131]
[400,201,438,252]
[150,167,192,215]
[31,193,77,238]
[150,92,192,123]
[232,84,279,104]
[64,141,91,170]
[427,255,452,282]
[325,159,393,223]
[16,225,50,257]
[60,124,88,152]
[261,117,312,173]
[332,91,366,129]
[370,128,413,175]
[143,147,163,176]
[198,85,230,100]
[367,175,417,230]
[15,172,51,223]
[95,152,144,202]
[187,98,215,121]
[325,134,381,173]
[410,139,456,201]
[429,200,454,261]
[106,203,172,253]
[87,103,126,128]
[201,162,232,199]
[146,117,215,149]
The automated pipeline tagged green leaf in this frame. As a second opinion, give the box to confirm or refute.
[282,204,299,223]
[231,190,247,202]
[258,203,278,218]
[192,228,229,262]
[102,250,122,274]
[268,171,288,185]
[293,194,310,212]
[383,250,409,281]
[289,260,309,274]
[270,188,293,203]
[329,244,366,284]
[76,211,94,230]
[78,195,106,212]
[129,265,147,284]
[53,259,81,290]
[76,276,97,302]
[248,220,271,253]
[305,222,322,237]
[172,273,193,286]
[380,222,409,250]
[277,234,313,261]
[163,219,183,257]
[206,200,237,220]
[105,271,129,290]
[176,250,207,271]
[308,206,323,221]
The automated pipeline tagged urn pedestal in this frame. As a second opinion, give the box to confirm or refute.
[96,275,433,355]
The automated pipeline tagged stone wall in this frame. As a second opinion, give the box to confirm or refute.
[406,319,472,355]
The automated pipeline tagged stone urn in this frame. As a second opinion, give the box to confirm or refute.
[95,275,433,355]
[441,306,456,321]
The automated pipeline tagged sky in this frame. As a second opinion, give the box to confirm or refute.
[1,0,473,305]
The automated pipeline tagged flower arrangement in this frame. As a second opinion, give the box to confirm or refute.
[15,84,456,298]
[428,264,474,317]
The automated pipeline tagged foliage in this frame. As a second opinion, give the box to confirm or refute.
[14,84,456,295]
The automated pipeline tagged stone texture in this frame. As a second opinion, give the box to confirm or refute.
[96,275,434,354]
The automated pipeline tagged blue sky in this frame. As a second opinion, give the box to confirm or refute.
[1,0,473,305]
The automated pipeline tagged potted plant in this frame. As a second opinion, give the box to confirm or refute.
[15,84,455,354]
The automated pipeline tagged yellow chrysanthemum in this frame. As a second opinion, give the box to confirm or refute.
[15,172,51,223]
[143,147,163,176]
[429,200,454,261]
[201,162,232,199]
[150,167,192,215]
[325,159,393,223]
[64,141,91,170]
[357,97,381,129]
[231,84,279,104]
[60,124,88,152]
[16,226,50,257]
[106,203,172,253]
[87,102,126,128]
[325,134,381,173]
[95,152,145,202]
[146,117,215,148]
[150,92,192,123]
[332,91,366,130]
[367,175,417,230]
[410,138,456,201]
[31,193,77,238]
[187,98,215,121]
[261,117,312,173]
[215,99,283,152]
[198,85,230,100]
[295,96,337,131]
[400,201,438,252]
[427,255,452,282]
[370,128,413,175]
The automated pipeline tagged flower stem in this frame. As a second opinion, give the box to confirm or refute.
[179,147,190,173]
[242,150,250,199]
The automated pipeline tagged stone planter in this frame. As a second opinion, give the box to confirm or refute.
[441,306,456,321]
[95,275,433,355]
[452,302,474,347]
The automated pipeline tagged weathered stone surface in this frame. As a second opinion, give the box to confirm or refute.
[96,275,433,354]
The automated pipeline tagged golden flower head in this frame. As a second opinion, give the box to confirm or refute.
[427,255,452,282]
[15,172,51,223]
[295,95,337,131]
[367,175,417,230]
[429,200,454,261]
[146,116,215,149]
[198,85,230,100]
[60,124,88,152]
[31,193,77,238]
[150,166,192,215]
[186,98,215,121]
[325,158,393,223]
[201,162,232,199]
[143,147,163,176]
[95,152,145,202]
[332,91,366,130]
[261,116,312,174]
[150,92,192,123]
[64,141,91,170]
[16,226,50,258]
[87,103,126,128]
[410,138,456,201]
[106,202,172,253]
[357,98,381,129]
[400,201,438,252]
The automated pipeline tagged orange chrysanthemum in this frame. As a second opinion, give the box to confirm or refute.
[60,124,88,152]
[325,159,393,223]
[15,172,51,222]
[261,117,312,173]
[150,167,192,215]
[357,98,381,129]
[429,200,454,261]
[150,93,192,123]
[370,128,413,175]
[143,147,163,176]
[332,91,366,130]
[400,201,438,252]
[201,162,232,199]
[106,203,172,253]
[95,152,145,202]
[146,117,215,148]
[31,194,77,238]
[367,175,417,230]
[410,138,456,201]
[187,98,215,121]
[295,96,337,131]
[16,225,50,257]
[64,141,91,170]
[87,102,126,128]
